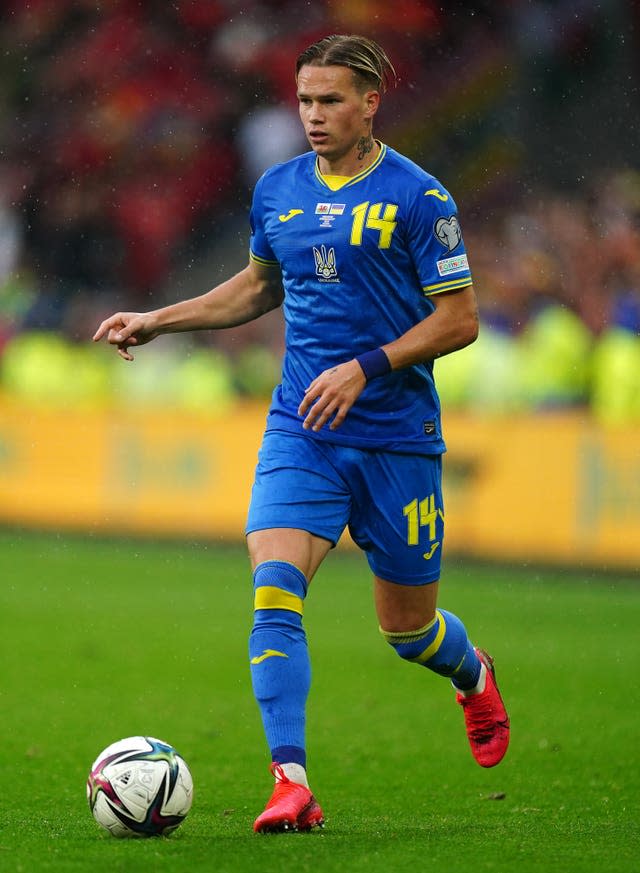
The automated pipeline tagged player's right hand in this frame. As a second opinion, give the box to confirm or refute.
[298,359,366,432]
[92,311,159,361]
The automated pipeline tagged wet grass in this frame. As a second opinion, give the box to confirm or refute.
[1,531,638,872]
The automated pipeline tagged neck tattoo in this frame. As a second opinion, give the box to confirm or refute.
[356,135,374,162]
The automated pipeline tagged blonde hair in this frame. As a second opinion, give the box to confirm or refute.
[296,34,397,93]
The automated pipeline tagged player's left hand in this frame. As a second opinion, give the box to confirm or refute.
[298,359,366,431]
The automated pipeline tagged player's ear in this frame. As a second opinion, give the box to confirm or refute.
[363,90,380,119]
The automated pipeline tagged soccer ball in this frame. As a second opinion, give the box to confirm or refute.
[87,736,193,837]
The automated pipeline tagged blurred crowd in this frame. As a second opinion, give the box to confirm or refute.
[449,169,640,422]
[0,0,638,422]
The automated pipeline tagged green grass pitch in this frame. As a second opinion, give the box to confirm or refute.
[1,530,638,872]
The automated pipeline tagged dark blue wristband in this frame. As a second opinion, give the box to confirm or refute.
[355,348,391,382]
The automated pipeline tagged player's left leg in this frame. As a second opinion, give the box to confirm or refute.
[375,576,509,767]
[375,577,482,693]
[348,449,509,768]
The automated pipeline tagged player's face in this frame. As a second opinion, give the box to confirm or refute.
[296,64,379,170]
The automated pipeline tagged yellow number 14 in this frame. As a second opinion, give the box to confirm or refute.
[350,201,398,249]
[403,494,443,545]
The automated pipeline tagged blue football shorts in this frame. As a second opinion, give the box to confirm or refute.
[246,430,445,585]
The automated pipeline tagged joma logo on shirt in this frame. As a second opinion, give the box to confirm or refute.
[313,245,339,282]
[279,208,304,223]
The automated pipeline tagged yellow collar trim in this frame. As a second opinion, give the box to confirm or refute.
[315,142,386,189]
[322,174,352,191]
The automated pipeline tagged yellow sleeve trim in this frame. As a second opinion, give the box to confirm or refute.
[423,277,473,295]
[250,251,279,267]
[254,586,304,615]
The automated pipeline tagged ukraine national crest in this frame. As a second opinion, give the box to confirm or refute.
[313,244,339,281]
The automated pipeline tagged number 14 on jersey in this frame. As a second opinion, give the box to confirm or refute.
[350,201,398,249]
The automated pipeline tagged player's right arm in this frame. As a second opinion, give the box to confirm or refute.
[92,260,283,361]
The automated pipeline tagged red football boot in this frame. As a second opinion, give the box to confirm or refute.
[253,763,325,833]
[457,648,510,768]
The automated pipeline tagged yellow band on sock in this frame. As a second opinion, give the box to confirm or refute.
[379,613,438,646]
[254,586,304,615]
[410,610,446,664]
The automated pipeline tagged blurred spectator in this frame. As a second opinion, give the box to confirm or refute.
[0,175,22,283]
[237,101,307,184]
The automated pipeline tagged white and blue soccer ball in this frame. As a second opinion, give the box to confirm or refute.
[87,736,193,837]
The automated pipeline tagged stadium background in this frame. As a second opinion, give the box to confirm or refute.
[0,0,638,568]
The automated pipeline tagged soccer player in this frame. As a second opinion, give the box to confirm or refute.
[93,34,510,833]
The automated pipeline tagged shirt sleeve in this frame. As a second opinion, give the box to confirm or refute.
[406,182,473,296]
[249,173,279,267]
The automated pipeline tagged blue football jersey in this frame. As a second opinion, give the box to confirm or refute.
[249,143,473,454]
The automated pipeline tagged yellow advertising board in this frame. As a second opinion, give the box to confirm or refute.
[0,397,263,538]
[441,412,640,569]
[0,396,638,570]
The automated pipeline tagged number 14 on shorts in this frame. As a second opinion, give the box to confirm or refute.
[403,494,444,547]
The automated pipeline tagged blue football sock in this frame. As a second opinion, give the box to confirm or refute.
[381,608,482,691]
[249,560,310,767]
